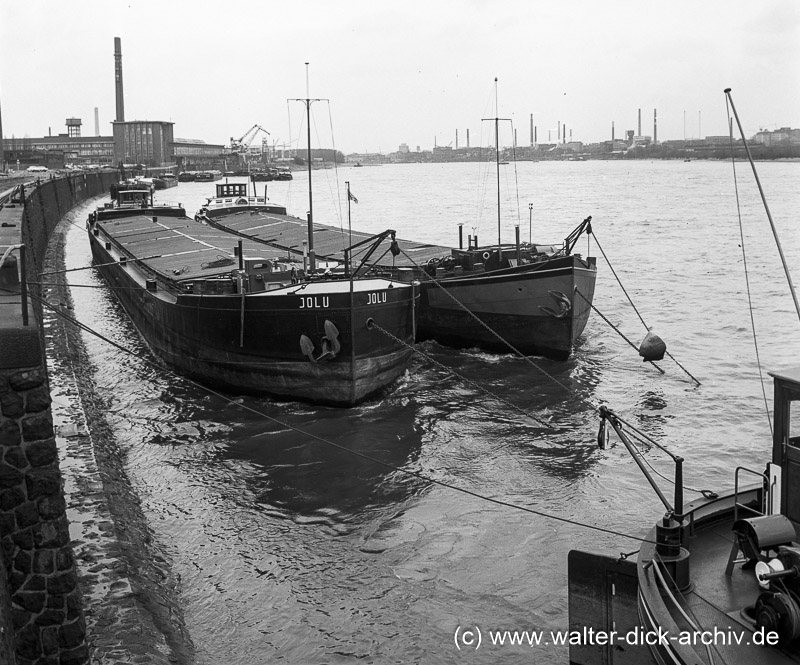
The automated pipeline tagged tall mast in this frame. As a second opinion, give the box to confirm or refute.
[482,78,509,254]
[494,77,501,251]
[290,63,324,271]
[305,63,313,271]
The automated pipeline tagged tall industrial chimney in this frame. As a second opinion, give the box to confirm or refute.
[466,128,470,149]
[114,37,125,122]
[612,121,615,142]
[530,114,534,147]
[654,109,657,144]
[638,109,641,136]
[94,108,100,136]
[455,128,458,150]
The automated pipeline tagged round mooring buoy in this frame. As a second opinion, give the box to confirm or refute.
[639,330,667,362]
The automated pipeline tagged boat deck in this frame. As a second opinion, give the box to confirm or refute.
[95,212,303,282]
[202,208,454,267]
[651,517,800,664]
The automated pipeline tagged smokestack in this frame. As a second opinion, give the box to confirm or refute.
[534,126,537,144]
[563,124,566,144]
[466,128,470,149]
[94,108,100,136]
[530,113,534,147]
[654,109,657,144]
[612,121,615,142]
[114,37,125,122]
[455,128,458,149]
[638,108,641,136]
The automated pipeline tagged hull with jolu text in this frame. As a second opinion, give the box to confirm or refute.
[87,201,416,406]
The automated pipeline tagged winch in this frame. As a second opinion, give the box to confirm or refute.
[754,545,800,645]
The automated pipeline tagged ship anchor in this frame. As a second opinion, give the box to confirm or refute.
[539,291,572,318]
[299,320,341,362]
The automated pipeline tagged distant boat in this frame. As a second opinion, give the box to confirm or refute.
[110,177,153,200]
[177,171,196,182]
[195,170,222,182]
[153,173,178,189]
[250,168,276,182]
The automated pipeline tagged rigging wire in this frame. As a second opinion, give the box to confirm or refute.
[397,246,602,412]
[589,230,701,386]
[609,411,715,497]
[725,97,774,438]
[324,99,348,255]
[13,282,656,546]
[724,89,800,324]
[510,123,522,226]
[574,288,665,375]
[396,248,710,500]
[369,320,557,430]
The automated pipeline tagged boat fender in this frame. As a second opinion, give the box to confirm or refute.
[638,329,667,362]
[482,251,491,261]
[300,334,316,362]
[596,417,609,449]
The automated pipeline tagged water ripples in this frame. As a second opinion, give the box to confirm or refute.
[53,159,800,663]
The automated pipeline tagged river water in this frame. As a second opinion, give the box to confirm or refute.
[55,160,799,663]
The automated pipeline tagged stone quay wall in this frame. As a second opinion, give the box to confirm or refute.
[0,172,117,665]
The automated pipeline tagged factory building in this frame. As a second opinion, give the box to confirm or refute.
[112,120,175,167]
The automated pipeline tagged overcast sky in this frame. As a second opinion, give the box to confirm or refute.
[1,0,798,154]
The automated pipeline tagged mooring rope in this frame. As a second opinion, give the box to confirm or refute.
[590,230,701,386]
[369,321,557,430]
[396,247,582,398]
[392,249,709,500]
[610,411,716,498]
[17,284,655,546]
[574,287,665,375]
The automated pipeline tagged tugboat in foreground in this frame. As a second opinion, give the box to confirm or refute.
[569,373,800,664]
[568,88,800,665]
[86,185,418,406]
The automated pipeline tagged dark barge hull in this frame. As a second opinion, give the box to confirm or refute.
[196,199,597,359]
[88,208,416,406]
[415,255,596,358]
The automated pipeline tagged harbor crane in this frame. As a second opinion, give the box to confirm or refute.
[230,124,270,155]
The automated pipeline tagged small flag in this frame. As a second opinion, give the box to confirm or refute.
[348,190,358,204]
